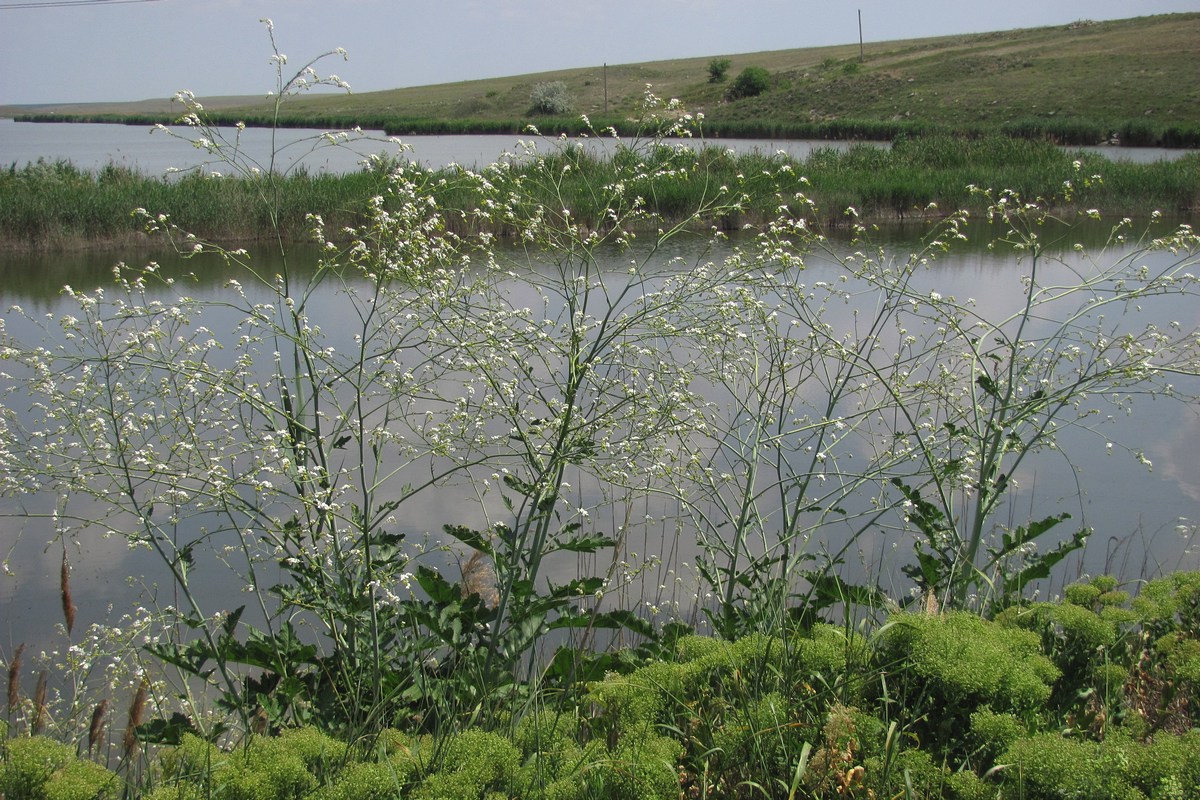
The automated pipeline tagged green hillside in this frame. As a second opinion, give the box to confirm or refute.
[3,13,1198,143]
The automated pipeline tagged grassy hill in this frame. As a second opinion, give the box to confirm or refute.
[3,13,1199,139]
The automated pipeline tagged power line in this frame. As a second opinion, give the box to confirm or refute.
[0,0,163,9]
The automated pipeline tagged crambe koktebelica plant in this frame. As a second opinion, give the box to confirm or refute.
[825,189,1200,610]
[0,21,445,740]
[0,49,756,738]
[655,173,1200,627]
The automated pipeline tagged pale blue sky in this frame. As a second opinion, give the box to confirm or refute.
[1,0,1197,105]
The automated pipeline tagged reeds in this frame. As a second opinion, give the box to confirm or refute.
[16,112,1200,149]
[6,642,23,724]
[122,678,148,761]
[88,700,108,757]
[31,671,47,734]
[2,137,1196,249]
[61,550,76,637]
[0,159,391,248]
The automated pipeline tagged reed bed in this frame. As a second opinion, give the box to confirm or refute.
[2,137,1196,248]
[16,111,1200,149]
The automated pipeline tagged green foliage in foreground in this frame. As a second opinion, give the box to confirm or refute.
[2,133,1197,248]
[5,576,1200,799]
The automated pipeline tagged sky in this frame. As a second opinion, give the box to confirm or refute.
[1,0,1197,106]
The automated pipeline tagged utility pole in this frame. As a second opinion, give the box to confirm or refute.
[604,63,608,114]
[858,10,864,62]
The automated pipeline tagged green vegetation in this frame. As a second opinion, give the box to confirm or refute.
[707,58,732,83]
[3,135,1197,248]
[727,66,772,100]
[5,581,1200,798]
[0,159,393,248]
[528,81,573,116]
[6,13,1199,146]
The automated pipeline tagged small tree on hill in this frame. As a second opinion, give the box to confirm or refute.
[529,81,573,115]
[707,58,732,83]
[726,66,771,100]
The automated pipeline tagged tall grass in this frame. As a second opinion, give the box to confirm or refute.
[0,160,390,247]
[3,137,1196,248]
[15,112,1200,148]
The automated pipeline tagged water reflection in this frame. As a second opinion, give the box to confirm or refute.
[2,118,1194,179]
[1,219,1198,659]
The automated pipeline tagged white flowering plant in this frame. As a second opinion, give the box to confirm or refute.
[2,28,1199,748]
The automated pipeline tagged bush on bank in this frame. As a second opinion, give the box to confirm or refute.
[4,574,1200,799]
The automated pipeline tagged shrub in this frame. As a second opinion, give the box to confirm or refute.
[225,741,319,800]
[529,81,573,115]
[726,66,771,99]
[512,712,595,800]
[945,770,994,800]
[316,762,409,800]
[968,708,1025,766]
[1135,572,1200,637]
[999,734,1140,800]
[142,784,206,800]
[707,58,731,83]
[157,733,323,800]
[0,737,76,800]
[875,611,1058,763]
[865,748,948,798]
[409,730,520,800]
[1121,730,1200,799]
[588,660,681,735]
[274,727,348,783]
[43,762,119,800]
[603,733,682,800]
[880,612,1059,715]
[1130,572,1200,730]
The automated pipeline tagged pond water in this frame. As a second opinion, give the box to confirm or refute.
[1,118,1193,177]
[2,220,1198,661]
[0,118,886,176]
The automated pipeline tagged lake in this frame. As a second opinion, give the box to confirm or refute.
[0,118,884,176]
[2,219,1198,660]
[1,118,1193,177]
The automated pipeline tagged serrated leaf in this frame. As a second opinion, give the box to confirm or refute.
[553,534,616,554]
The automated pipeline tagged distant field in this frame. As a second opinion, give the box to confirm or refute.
[3,12,1198,142]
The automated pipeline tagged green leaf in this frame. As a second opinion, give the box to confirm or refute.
[803,571,887,611]
[502,473,537,497]
[544,647,635,684]
[137,713,202,746]
[238,624,319,670]
[144,639,213,677]
[553,533,617,554]
[1001,527,1090,597]
[901,548,946,592]
[976,373,1000,398]
[442,524,496,558]
[546,576,604,599]
[415,565,460,604]
[222,605,245,637]
[992,512,1072,560]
